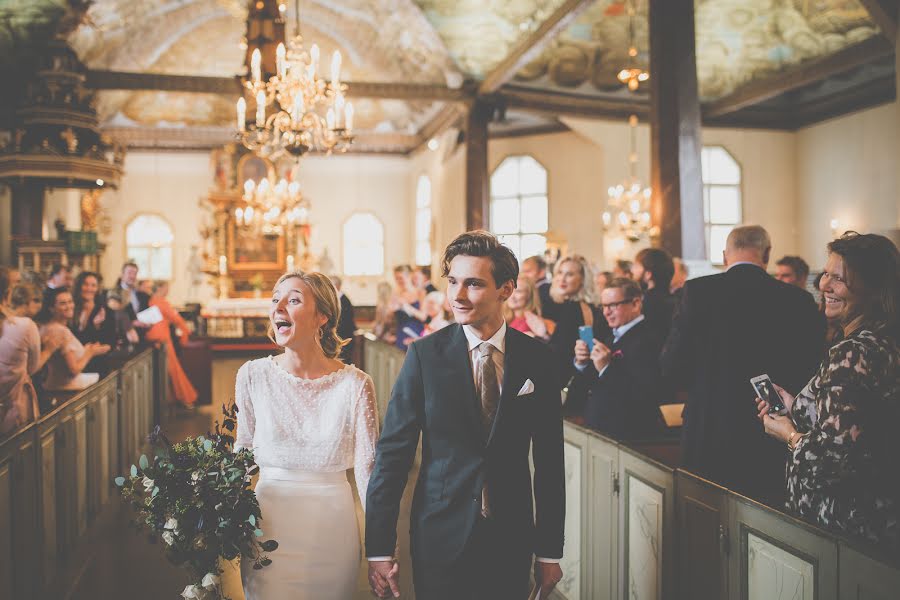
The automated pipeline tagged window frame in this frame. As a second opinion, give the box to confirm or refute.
[341,211,385,277]
[124,212,175,280]
[489,154,550,261]
[701,145,743,265]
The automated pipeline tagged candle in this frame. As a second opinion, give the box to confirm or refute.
[291,92,304,123]
[276,43,286,78]
[256,90,266,127]
[344,102,353,132]
[326,108,335,130]
[219,255,227,276]
[310,44,320,76]
[330,50,341,86]
[251,48,261,83]
[286,255,295,273]
[334,93,344,128]
[236,97,246,131]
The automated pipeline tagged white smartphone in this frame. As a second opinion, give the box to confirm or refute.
[750,374,787,415]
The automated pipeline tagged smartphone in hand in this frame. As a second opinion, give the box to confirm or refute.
[578,325,594,349]
[750,374,787,415]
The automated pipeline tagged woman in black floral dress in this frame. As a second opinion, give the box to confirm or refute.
[757,232,899,554]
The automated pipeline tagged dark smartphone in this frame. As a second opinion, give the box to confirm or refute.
[578,325,594,348]
[750,374,786,415]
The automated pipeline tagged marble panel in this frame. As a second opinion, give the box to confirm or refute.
[747,532,813,600]
[557,439,582,600]
[628,476,662,600]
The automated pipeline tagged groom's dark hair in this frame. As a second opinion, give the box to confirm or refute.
[441,230,519,287]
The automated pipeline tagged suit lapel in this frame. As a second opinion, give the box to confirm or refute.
[445,324,484,439]
[487,327,527,447]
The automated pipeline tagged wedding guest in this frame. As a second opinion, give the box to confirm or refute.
[329,276,357,363]
[117,262,151,338]
[72,271,108,344]
[670,258,688,294]
[594,270,613,297]
[522,255,554,318]
[390,264,425,349]
[504,276,555,341]
[103,290,139,349]
[8,283,43,318]
[613,259,632,280]
[422,291,452,335]
[662,225,824,505]
[137,279,154,297]
[146,281,197,408]
[775,255,810,289]
[548,255,609,394]
[413,265,438,294]
[812,271,843,350]
[46,263,71,290]
[36,287,110,391]
[757,232,899,554]
[373,282,396,345]
[5,267,21,292]
[574,278,664,438]
[0,267,55,435]
[631,248,676,339]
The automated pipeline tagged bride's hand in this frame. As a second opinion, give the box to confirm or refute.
[368,560,399,598]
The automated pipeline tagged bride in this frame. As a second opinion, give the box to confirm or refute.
[235,271,378,598]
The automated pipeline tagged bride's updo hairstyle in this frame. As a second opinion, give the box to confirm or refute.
[270,271,349,359]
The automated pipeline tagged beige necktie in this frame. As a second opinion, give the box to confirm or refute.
[476,342,500,518]
[476,343,500,438]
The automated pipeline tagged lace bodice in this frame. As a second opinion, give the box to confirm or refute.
[234,357,379,508]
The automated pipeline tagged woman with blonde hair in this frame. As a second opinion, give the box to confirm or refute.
[8,283,43,319]
[236,271,379,598]
[505,276,556,341]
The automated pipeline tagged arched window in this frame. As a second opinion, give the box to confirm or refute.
[415,175,432,266]
[343,212,384,276]
[490,155,548,260]
[701,146,742,265]
[126,214,174,279]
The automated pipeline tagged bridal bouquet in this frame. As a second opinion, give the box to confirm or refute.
[115,404,277,600]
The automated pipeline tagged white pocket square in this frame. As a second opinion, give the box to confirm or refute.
[517,379,535,396]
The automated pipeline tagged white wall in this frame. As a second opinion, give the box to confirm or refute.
[796,100,900,267]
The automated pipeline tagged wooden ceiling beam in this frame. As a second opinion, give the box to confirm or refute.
[858,0,898,43]
[477,0,595,95]
[498,86,649,120]
[411,102,466,154]
[703,36,895,118]
[85,70,473,101]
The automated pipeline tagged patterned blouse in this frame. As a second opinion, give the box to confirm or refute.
[787,328,899,553]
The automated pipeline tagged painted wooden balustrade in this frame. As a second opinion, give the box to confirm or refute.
[0,347,163,600]
[360,335,900,600]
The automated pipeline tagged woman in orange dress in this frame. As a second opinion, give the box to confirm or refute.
[146,281,197,408]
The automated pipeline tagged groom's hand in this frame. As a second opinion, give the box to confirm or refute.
[368,559,400,598]
[535,561,563,596]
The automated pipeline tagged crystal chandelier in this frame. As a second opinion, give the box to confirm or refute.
[234,175,310,238]
[616,0,649,92]
[601,115,657,242]
[236,0,353,158]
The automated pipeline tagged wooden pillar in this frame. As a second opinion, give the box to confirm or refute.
[10,182,44,242]
[648,0,705,260]
[465,100,492,231]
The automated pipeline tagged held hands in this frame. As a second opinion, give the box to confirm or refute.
[574,340,591,366]
[754,383,797,444]
[534,561,563,597]
[368,560,400,598]
[92,307,106,328]
[590,341,612,372]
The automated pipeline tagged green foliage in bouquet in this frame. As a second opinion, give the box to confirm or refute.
[115,404,277,600]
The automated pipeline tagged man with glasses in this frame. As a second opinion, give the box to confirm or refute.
[573,278,665,438]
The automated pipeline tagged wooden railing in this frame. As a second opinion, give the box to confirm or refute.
[0,346,162,600]
[359,335,900,599]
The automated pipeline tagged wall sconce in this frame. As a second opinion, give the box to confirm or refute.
[830,218,840,238]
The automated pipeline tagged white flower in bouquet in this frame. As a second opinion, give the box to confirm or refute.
[180,584,202,599]
[201,573,220,590]
[162,531,176,546]
[164,517,178,531]
[142,476,155,493]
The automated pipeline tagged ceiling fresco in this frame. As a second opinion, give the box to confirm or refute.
[514,0,880,100]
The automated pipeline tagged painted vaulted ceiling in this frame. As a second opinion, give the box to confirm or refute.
[0,0,892,151]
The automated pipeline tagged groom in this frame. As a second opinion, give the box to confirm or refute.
[366,231,565,599]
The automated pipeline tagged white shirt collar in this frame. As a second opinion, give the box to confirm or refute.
[612,314,645,341]
[463,321,507,354]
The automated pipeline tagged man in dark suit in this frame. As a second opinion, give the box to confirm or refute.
[661,225,824,505]
[574,278,664,438]
[116,261,151,341]
[330,275,357,363]
[631,247,676,340]
[366,231,565,600]
[522,254,554,319]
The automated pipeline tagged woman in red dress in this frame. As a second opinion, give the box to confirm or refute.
[146,281,197,408]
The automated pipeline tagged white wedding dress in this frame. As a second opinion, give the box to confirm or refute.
[234,356,378,599]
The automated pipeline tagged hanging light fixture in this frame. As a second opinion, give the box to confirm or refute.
[236,0,353,158]
[616,0,649,92]
[601,115,657,242]
[234,174,310,238]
